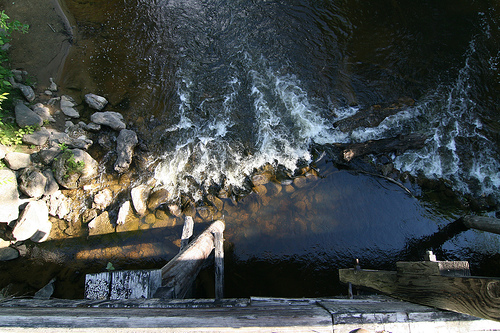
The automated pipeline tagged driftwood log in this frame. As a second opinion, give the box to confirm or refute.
[338,133,427,162]
[157,220,225,299]
[461,215,500,235]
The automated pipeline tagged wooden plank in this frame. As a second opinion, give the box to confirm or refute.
[462,215,500,235]
[0,303,332,332]
[214,230,224,300]
[161,220,225,298]
[84,272,111,300]
[339,268,500,322]
[180,216,194,252]
[110,269,162,300]
[396,261,470,277]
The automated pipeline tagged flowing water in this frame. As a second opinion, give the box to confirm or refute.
[3,0,500,298]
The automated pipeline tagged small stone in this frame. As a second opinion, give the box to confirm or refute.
[15,103,43,127]
[60,95,80,118]
[85,93,108,111]
[93,188,113,210]
[252,173,271,186]
[44,90,53,96]
[83,122,101,132]
[293,176,308,188]
[131,185,151,216]
[168,204,182,217]
[90,111,126,130]
[12,201,50,241]
[117,201,131,225]
[18,167,47,199]
[4,152,31,170]
[11,69,24,83]
[49,78,58,92]
[18,84,35,102]
[32,103,54,122]
[34,278,56,299]
[23,127,50,146]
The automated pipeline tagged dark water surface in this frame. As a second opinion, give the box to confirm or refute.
[4,0,500,298]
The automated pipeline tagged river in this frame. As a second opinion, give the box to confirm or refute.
[3,0,500,298]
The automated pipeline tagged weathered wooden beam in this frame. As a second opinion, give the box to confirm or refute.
[180,216,194,252]
[160,220,225,299]
[339,267,500,322]
[214,230,224,300]
[462,215,500,235]
[396,260,470,277]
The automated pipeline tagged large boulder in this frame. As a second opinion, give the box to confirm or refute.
[15,103,43,128]
[18,167,47,199]
[85,93,108,111]
[114,129,138,173]
[90,111,126,130]
[12,201,50,242]
[4,152,31,170]
[53,149,98,189]
[0,169,20,223]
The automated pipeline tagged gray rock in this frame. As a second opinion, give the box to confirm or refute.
[18,84,35,102]
[81,122,101,132]
[15,103,43,128]
[49,78,58,92]
[38,148,61,165]
[131,185,151,216]
[147,188,170,211]
[34,277,56,299]
[12,201,50,241]
[23,127,50,146]
[4,152,31,170]
[93,188,113,210]
[43,169,59,196]
[114,129,138,173]
[32,103,54,122]
[52,149,97,189]
[11,69,24,83]
[117,200,131,225]
[48,191,70,219]
[0,246,19,261]
[85,93,108,111]
[0,169,19,223]
[47,130,92,150]
[90,111,126,130]
[18,167,47,199]
[60,95,80,118]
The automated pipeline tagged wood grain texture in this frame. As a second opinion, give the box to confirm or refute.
[339,268,500,321]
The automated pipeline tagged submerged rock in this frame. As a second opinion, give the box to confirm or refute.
[0,246,19,261]
[85,93,108,111]
[147,188,170,211]
[90,111,126,130]
[88,211,114,236]
[114,129,138,173]
[0,169,19,223]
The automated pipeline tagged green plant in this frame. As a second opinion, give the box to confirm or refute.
[0,124,35,146]
[58,144,85,180]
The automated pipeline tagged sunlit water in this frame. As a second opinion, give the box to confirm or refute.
[2,0,500,298]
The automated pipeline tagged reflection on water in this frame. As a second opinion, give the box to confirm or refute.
[3,161,499,299]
